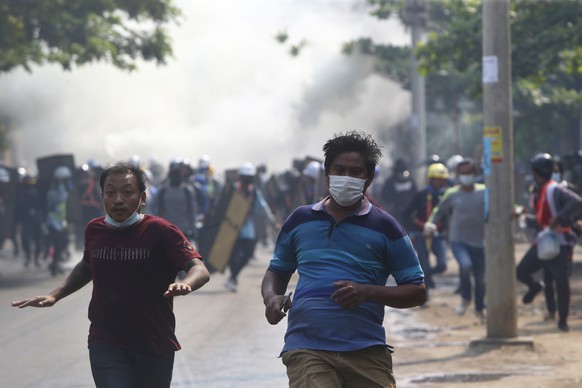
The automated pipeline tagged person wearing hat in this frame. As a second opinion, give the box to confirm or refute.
[45,166,73,275]
[299,160,324,204]
[403,162,451,292]
[515,153,582,331]
[224,162,276,292]
[380,158,417,231]
[425,158,487,320]
[194,155,222,218]
[20,174,44,268]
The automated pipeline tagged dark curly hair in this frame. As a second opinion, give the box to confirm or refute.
[99,161,148,193]
[323,130,383,176]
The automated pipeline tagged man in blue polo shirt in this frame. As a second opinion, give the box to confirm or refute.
[261,131,426,388]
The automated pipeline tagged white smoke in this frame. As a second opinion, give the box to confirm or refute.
[0,0,410,175]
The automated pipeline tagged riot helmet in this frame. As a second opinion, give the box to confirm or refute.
[239,162,256,177]
[427,163,449,179]
[530,153,554,180]
[54,166,72,179]
[302,161,321,180]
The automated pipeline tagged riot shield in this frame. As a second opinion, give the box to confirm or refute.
[197,170,252,273]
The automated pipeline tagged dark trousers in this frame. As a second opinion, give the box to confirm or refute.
[47,226,68,274]
[228,238,257,282]
[516,244,572,322]
[89,343,175,388]
[21,220,43,261]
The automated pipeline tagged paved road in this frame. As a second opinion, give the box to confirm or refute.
[0,244,289,387]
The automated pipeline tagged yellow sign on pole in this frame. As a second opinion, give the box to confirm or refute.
[484,126,503,163]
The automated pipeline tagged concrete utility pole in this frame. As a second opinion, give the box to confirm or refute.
[481,0,518,340]
[407,0,427,186]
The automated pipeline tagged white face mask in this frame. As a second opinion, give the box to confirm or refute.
[328,175,366,207]
[104,197,144,228]
[458,174,475,186]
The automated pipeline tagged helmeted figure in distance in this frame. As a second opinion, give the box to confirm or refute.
[224,162,276,292]
[194,155,222,221]
[154,160,204,243]
[403,162,451,292]
[45,166,72,275]
[380,158,417,231]
[19,174,44,267]
[425,158,487,320]
[446,154,464,185]
[515,152,582,332]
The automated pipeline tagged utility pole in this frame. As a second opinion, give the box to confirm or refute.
[480,0,524,343]
[407,0,427,186]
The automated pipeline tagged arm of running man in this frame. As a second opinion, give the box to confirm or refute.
[164,258,210,297]
[261,269,294,325]
[331,281,426,310]
[11,259,93,308]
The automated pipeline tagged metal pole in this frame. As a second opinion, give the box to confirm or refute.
[409,0,427,186]
[482,0,517,339]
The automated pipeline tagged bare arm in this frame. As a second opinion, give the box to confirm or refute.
[164,258,210,298]
[11,260,93,308]
[261,269,293,325]
[331,281,427,310]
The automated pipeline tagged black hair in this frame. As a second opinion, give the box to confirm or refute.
[456,158,478,175]
[323,130,383,176]
[99,161,148,193]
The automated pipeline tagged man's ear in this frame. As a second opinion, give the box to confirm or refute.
[141,191,147,206]
[364,171,375,192]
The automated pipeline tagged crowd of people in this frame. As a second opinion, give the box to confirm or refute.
[1,147,581,321]
[0,154,320,280]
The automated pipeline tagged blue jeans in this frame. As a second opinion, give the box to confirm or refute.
[410,232,448,282]
[451,241,486,312]
[89,343,175,388]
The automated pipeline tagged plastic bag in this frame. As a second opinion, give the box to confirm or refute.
[537,228,560,260]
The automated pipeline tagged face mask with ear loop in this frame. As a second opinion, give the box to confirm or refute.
[328,175,366,207]
[104,193,145,228]
[458,174,475,186]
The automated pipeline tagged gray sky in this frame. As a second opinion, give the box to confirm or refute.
[0,0,411,176]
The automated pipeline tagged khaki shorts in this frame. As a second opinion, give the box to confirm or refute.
[281,346,396,388]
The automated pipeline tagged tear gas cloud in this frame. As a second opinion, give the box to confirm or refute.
[0,0,410,177]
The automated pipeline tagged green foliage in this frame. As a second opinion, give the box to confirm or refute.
[275,31,289,44]
[0,0,180,72]
[343,38,412,88]
[416,0,582,96]
[366,0,407,21]
[355,0,582,161]
[274,31,307,57]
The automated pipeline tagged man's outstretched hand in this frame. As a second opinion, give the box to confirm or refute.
[11,295,57,308]
[164,283,193,297]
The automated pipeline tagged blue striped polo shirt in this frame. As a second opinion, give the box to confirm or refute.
[268,197,424,353]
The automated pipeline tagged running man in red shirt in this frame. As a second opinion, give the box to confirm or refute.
[12,161,210,387]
